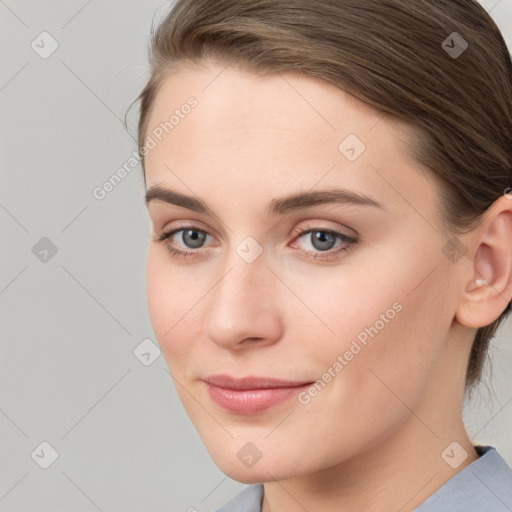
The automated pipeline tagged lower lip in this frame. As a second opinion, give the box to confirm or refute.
[205,382,311,414]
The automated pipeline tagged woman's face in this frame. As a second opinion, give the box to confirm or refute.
[144,61,471,482]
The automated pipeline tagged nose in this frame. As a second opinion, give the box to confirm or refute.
[202,251,283,350]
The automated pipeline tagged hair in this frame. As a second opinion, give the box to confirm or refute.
[128,0,512,397]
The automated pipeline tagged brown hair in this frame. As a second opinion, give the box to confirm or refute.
[129,0,512,397]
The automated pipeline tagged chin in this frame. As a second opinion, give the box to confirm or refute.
[221,468,268,485]
[208,444,311,484]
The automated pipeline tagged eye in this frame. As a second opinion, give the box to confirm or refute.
[291,225,357,260]
[173,227,208,249]
[153,223,358,261]
[154,225,213,259]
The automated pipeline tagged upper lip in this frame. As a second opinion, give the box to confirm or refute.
[203,374,314,390]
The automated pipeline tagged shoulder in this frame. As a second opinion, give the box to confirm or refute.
[415,445,512,512]
[213,484,264,512]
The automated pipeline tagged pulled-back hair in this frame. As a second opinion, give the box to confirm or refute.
[129,0,512,396]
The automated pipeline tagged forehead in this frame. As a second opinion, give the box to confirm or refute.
[145,63,408,168]
[143,62,439,222]
[146,62,386,144]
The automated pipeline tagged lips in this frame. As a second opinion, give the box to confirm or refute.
[203,374,314,414]
[204,374,312,389]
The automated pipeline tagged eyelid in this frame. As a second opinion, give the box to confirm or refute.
[159,220,218,241]
[291,220,357,239]
[159,218,210,232]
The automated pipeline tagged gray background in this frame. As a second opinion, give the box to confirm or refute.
[1,1,511,511]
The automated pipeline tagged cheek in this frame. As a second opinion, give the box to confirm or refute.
[274,266,448,461]
[145,249,200,367]
[290,246,450,397]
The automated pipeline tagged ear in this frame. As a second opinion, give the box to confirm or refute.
[455,194,512,329]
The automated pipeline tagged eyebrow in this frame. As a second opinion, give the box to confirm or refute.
[145,184,386,216]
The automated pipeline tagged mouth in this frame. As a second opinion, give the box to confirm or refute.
[202,374,314,414]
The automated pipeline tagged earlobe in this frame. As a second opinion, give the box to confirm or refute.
[455,199,512,329]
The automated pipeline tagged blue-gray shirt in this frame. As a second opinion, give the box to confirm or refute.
[214,445,512,511]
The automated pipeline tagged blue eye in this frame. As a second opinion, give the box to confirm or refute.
[155,226,210,259]
[176,228,207,249]
[154,225,357,261]
[291,228,357,260]
[297,230,340,251]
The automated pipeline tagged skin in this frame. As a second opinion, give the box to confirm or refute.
[143,60,512,511]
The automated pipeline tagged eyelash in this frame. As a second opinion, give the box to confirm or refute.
[154,224,357,261]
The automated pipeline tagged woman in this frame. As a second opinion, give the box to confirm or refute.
[131,0,512,510]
